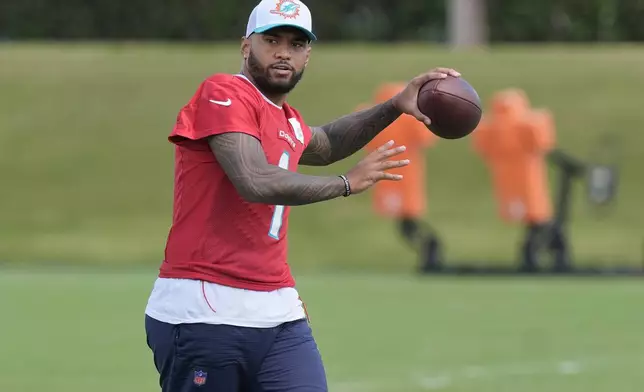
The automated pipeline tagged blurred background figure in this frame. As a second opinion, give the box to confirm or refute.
[358,83,441,272]
[472,89,559,271]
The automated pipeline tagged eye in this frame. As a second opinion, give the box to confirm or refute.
[292,41,305,49]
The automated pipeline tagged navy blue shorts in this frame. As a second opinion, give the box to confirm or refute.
[145,316,328,392]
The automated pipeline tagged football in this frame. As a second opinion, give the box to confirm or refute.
[417,76,482,140]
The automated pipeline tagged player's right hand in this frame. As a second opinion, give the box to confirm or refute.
[392,67,461,126]
[344,140,410,195]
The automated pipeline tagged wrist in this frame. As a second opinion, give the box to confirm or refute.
[390,95,404,114]
[338,174,351,197]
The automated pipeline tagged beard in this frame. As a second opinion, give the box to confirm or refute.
[246,50,305,96]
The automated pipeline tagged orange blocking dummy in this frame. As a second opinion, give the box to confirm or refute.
[472,89,556,224]
[361,83,438,219]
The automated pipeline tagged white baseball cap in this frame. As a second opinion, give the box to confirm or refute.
[245,0,316,41]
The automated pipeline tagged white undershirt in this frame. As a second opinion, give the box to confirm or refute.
[145,278,307,328]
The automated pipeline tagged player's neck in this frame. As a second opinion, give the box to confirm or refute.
[240,71,287,108]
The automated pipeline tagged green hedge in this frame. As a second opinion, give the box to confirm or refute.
[1,0,643,42]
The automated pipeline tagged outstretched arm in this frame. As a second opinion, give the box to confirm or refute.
[299,100,401,166]
[209,133,409,206]
[209,133,346,206]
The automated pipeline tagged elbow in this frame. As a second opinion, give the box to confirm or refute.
[317,157,335,167]
[236,182,267,204]
[307,159,333,167]
[300,152,335,167]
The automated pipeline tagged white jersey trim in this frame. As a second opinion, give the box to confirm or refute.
[234,73,283,110]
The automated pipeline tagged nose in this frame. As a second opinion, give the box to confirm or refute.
[274,43,291,60]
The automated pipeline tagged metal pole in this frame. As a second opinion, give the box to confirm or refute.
[448,0,488,48]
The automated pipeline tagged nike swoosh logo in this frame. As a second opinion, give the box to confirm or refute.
[209,98,232,106]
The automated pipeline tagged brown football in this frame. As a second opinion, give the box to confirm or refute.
[417,76,482,140]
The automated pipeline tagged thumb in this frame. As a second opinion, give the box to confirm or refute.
[419,115,432,127]
[409,108,432,126]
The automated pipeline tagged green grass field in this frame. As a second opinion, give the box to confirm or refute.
[1,43,643,391]
[1,268,642,392]
[1,43,644,270]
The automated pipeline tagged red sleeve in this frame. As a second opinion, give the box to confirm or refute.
[169,79,261,144]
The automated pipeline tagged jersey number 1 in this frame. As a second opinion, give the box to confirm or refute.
[268,151,290,239]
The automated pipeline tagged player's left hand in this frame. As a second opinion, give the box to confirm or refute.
[392,67,461,126]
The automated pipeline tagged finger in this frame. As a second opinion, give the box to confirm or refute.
[378,172,404,181]
[379,145,407,159]
[375,139,395,154]
[412,72,448,87]
[433,67,461,77]
[380,159,411,170]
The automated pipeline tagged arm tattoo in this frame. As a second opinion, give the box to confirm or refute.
[208,133,346,206]
[300,99,402,166]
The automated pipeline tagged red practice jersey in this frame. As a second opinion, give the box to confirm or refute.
[158,73,312,291]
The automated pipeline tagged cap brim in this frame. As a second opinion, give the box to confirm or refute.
[253,23,317,41]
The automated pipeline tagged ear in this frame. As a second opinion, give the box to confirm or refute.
[241,36,251,59]
[304,45,311,67]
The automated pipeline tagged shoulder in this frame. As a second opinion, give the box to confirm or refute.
[194,74,265,122]
[200,74,262,105]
